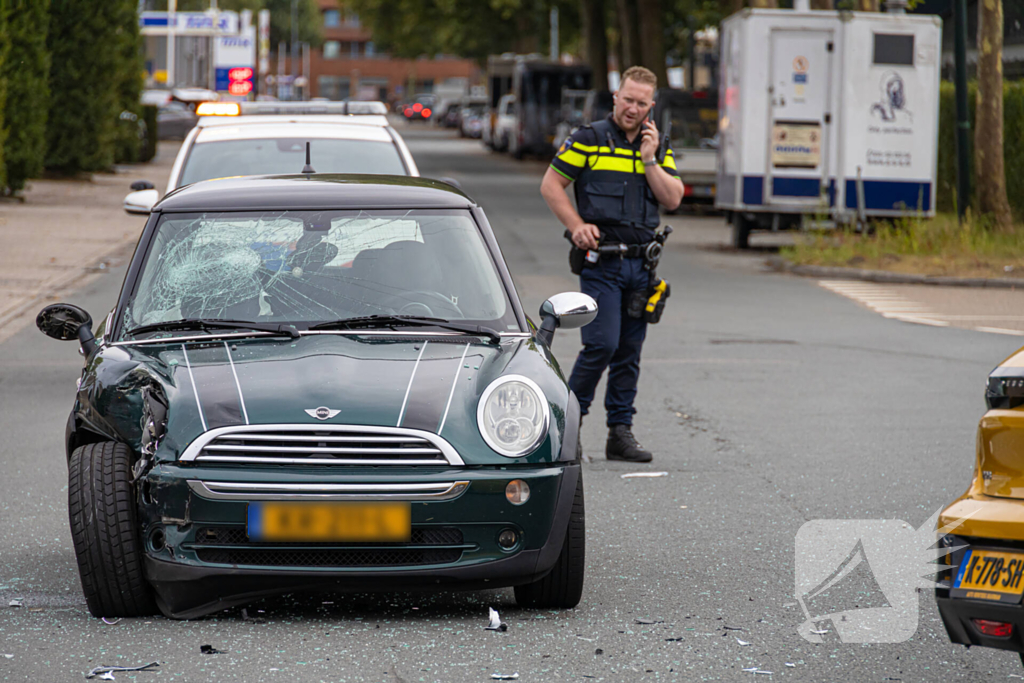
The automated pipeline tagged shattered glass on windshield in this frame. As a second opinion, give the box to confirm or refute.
[121,209,514,338]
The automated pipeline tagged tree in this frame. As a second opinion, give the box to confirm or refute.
[345,0,566,63]
[47,0,125,173]
[614,0,641,69]
[0,0,8,192]
[636,0,668,86]
[2,0,49,193]
[857,0,881,9]
[810,0,833,9]
[580,0,608,90]
[747,0,777,7]
[113,0,144,163]
[975,0,1013,229]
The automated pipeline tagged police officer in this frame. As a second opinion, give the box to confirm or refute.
[540,66,683,463]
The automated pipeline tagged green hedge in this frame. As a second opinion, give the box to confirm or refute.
[937,81,1024,220]
[3,0,51,193]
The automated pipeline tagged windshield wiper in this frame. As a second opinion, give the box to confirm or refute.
[125,318,300,339]
[309,315,502,342]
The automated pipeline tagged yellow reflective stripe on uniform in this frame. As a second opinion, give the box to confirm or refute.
[589,155,639,173]
[570,142,597,153]
[660,154,678,171]
[557,148,588,168]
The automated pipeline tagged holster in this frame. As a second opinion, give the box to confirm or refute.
[644,279,670,324]
[568,244,585,275]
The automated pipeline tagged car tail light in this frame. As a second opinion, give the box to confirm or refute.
[404,109,412,117]
[423,108,432,118]
[972,619,1014,637]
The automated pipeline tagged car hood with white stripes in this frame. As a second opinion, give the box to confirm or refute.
[92,332,571,466]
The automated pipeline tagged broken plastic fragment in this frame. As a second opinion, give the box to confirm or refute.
[809,628,829,635]
[2,654,12,659]
[485,607,507,632]
[785,663,796,668]
[101,617,121,625]
[8,599,22,607]
[736,637,751,646]
[85,662,159,679]
[490,674,519,680]
[636,618,661,624]
[742,667,759,673]
[200,645,223,654]
[620,472,668,479]
[241,608,266,623]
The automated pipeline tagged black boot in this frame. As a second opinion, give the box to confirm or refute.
[606,425,653,462]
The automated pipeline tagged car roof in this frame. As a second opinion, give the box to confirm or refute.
[197,114,390,129]
[156,174,475,213]
[194,121,394,143]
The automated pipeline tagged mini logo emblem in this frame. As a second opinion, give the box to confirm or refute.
[305,406,340,420]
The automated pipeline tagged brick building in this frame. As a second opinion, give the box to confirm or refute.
[310,0,481,102]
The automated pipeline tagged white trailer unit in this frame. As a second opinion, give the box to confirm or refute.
[716,9,942,248]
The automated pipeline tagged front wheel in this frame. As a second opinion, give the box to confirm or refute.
[68,441,157,617]
[514,473,585,608]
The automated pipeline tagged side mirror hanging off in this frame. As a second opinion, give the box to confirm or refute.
[36,303,97,357]
[535,292,598,347]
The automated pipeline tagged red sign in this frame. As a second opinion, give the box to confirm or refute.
[228,80,253,95]
[229,67,254,81]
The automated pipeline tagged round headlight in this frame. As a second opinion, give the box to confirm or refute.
[477,375,550,458]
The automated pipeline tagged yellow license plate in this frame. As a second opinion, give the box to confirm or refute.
[248,502,411,542]
[953,549,1024,602]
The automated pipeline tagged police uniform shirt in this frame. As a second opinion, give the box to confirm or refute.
[551,114,680,245]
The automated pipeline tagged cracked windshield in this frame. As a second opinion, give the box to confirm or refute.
[121,209,514,337]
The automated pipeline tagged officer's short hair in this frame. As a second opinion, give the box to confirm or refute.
[621,66,657,90]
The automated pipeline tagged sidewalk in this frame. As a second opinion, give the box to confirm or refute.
[0,142,179,343]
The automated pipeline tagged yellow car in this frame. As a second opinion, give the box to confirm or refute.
[938,348,1024,660]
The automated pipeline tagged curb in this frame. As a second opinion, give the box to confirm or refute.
[766,256,1024,290]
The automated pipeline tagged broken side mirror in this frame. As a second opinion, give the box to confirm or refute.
[36,303,97,357]
[535,292,598,347]
[124,188,159,215]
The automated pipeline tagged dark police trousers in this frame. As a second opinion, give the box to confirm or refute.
[568,256,649,427]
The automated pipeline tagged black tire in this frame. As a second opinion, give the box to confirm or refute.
[514,473,585,608]
[68,441,157,618]
[732,213,752,250]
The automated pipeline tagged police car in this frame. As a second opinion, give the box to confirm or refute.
[124,101,418,214]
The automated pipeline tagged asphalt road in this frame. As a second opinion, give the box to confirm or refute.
[2,125,1022,682]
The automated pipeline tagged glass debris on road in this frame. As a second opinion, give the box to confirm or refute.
[620,472,668,479]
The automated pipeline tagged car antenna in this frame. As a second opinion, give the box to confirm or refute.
[301,141,315,174]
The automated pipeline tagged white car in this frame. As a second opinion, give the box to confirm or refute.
[124,101,419,214]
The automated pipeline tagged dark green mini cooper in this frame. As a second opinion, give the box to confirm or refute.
[37,174,597,619]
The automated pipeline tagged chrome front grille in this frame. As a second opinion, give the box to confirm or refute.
[179,424,464,466]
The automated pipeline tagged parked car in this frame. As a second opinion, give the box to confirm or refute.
[936,345,1024,663]
[122,100,418,214]
[492,93,517,153]
[402,94,436,123]
[156,101,198,140]
[38,172,595,619]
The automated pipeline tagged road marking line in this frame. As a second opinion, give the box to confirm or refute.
[819,280,949,329]
[974,327,1024,336]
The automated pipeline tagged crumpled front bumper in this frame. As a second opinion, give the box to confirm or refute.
[141,463,580,619]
